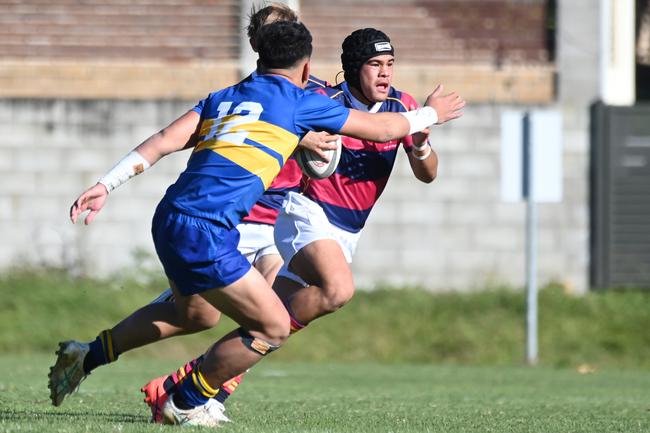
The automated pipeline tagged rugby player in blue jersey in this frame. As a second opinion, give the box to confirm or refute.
[141,26,461,425]
[50,21,464,426]
[140,6,336,420]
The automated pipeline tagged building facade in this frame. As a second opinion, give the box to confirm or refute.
[0,1,607,292]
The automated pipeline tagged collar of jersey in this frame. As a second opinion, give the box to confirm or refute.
[341,82,383,113]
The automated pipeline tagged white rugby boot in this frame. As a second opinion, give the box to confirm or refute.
[206,399,231,423]
[48,340,90,406]
[161,393,223,427]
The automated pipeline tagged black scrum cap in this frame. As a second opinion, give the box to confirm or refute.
[341,28,394,90]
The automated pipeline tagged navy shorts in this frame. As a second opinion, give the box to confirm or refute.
[151,200,251,296]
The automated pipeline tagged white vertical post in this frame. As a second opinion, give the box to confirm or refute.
[502,111,562,365]
[238,0,302,79]
[239,0,257,78]
[285,0,300,13]
[523,112,538,365]
[600,0,636,105]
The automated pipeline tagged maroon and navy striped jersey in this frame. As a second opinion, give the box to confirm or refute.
[302,82,419,233]
[243,75,331,225]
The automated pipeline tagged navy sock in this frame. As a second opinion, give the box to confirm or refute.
[83,330,119,374]
[215,387,228,404]
[173,391,196,410]
[174,368,216,409]
[163,376,176,393]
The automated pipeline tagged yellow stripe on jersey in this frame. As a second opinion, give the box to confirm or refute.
[198,117,216,137]
[214,141,282,188]
[194,116,299,188]
[196,117,298,163]
[387,96,409,111]
[246,120,299,163]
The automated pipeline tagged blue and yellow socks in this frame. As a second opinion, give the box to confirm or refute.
[215,374,244,403]
[171,311,306,408]
[174,367,219,410]
[83,329,119,374]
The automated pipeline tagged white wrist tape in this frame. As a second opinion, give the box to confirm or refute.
[413,145,432,160]
[412,139,430,152]
[400,106,438,135]
[98,151,150,193]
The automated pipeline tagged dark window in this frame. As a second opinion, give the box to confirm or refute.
[636,0,650,100]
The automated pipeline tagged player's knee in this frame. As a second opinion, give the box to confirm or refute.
[241,314,290,352]
[258,310,291,346]
[321,277,355,314]
[238,327,285,356]
[181,309,220,332]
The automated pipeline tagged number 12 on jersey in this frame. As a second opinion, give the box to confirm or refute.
[199,101,264,148]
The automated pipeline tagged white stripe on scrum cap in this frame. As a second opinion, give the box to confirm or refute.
[374,42,392,52]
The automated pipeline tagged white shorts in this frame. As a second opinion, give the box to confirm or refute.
[274,192,361,284]
[236,222,279,265]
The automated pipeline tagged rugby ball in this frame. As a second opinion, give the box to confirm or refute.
[295,136,342,179]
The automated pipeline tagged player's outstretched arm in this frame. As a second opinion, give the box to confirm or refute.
[424,84,465,124]
[132,110,201,165]
[339,109,411,143]
[70,110,201,225]
[339,84,465,142]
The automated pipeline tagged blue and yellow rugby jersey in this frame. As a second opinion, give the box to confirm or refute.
[163,72,350,229]
[243,74,332,225]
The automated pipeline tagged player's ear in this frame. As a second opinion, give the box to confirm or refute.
[301,58,310,86]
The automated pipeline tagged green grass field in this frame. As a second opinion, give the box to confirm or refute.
[3,270,650,369]
[2,270,650,431]
[1,355,649,433]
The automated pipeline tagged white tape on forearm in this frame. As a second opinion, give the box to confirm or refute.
[400,107,438,135]
[98,151,150,193]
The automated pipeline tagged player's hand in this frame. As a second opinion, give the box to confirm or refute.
[298,131,339,161]
[70,183,109,225]
[424,84,465,124]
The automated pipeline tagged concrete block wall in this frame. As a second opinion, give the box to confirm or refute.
[0,99,589,292]
[352,104,589,292]
[0,99,190,275]
[0,0,597,292]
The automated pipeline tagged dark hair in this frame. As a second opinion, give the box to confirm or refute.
[256,21,313,69]
[341,28,394,90]
[247,3,298,40]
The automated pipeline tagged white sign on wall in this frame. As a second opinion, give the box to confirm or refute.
[500,110,563,203]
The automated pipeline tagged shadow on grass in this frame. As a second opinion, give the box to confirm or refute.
[0,408,148,424]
